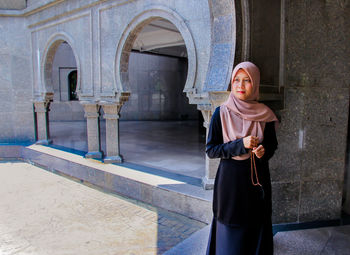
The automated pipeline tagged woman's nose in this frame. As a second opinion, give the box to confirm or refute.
[237,81,244,88]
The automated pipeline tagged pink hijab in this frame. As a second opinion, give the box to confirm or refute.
[220,61,278,160]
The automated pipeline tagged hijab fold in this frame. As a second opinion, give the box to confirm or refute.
[220,62,278,160]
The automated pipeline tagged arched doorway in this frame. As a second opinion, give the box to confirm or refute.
[116,17,205,180]
[68,70,78,101]
[43,40,86,154]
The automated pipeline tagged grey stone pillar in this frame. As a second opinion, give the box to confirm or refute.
[82,102,103,159]
[200,91,230,190]
[101,103,123,163]
[34,100,52,145]
[200,108,220,190]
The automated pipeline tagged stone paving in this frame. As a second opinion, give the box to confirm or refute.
[0,161,206,255]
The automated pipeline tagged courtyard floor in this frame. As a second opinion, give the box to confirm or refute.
[0,161,205,255]
[50,120,206,179]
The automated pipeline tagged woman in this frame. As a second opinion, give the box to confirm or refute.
[206,61,278,255]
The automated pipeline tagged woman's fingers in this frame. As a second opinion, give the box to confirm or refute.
[253,145,265,158]
[243,136,259,149]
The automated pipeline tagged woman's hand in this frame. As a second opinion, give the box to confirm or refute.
[243,136,259,149]
[252,145,265,158]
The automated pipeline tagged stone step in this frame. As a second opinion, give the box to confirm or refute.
[0,144,213,224]
[164,224,211,255]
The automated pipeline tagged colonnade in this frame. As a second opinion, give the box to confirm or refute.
[33,95,129,163]
[33,91,229,190]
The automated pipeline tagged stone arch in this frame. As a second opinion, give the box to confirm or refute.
[204,0,236,92]
[115,5,197,93]
[41,32,81,99]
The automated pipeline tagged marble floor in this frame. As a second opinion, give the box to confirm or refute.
[50,120,206,179]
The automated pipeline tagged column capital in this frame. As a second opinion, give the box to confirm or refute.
[33,100,51,113]
[81,101,100,115]
[199,109,212,129]
[103,113,120,120]
[84,112,99,118]
[100,103,122,115]
[208,91,230,111]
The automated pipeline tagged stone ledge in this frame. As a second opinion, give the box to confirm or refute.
[0,144,213,224]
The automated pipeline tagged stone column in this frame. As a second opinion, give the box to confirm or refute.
[82,102,103,159]
[200,107,220,190]
[200,91,230,190]
[101,103,123,163]
[34,100,52,145]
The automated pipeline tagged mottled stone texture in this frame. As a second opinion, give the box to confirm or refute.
[272,182,299,223]
[0,17,34,143]
[271,86,349,223]
[203,0,235,91]
[269,0,350,223]
[0,0,26,10]
[250,0,280,85]
[285,0,350,88]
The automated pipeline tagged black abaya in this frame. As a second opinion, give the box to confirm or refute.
[206,107,277,255]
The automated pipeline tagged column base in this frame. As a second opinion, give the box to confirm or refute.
[104,155,123,164]
[202,176,214,190]
[85,151,103,159]
[36,139,52,145]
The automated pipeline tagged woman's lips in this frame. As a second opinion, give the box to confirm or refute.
[237,91,245,94]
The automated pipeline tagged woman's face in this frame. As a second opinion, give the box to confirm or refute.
[231,69,253,101]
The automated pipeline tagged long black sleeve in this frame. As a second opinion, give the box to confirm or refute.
[261,121,278,161]
[206,107,247,159]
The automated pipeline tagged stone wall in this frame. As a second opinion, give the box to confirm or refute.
[0,0,26,10]
[0,16,34,143]
[269,0,350,223]
[122,52,197,120]
[250,0,280,86]
[48,46,196,121]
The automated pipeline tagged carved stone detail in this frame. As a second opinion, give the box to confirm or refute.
[33,100,52,145]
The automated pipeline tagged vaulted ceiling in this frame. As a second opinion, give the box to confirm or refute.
[132,18,187,58]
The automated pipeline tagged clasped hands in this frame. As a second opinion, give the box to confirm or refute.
[243,136,265,158]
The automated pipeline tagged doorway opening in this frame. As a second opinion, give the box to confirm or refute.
[45,41,86,154]
[117,18,205,179]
